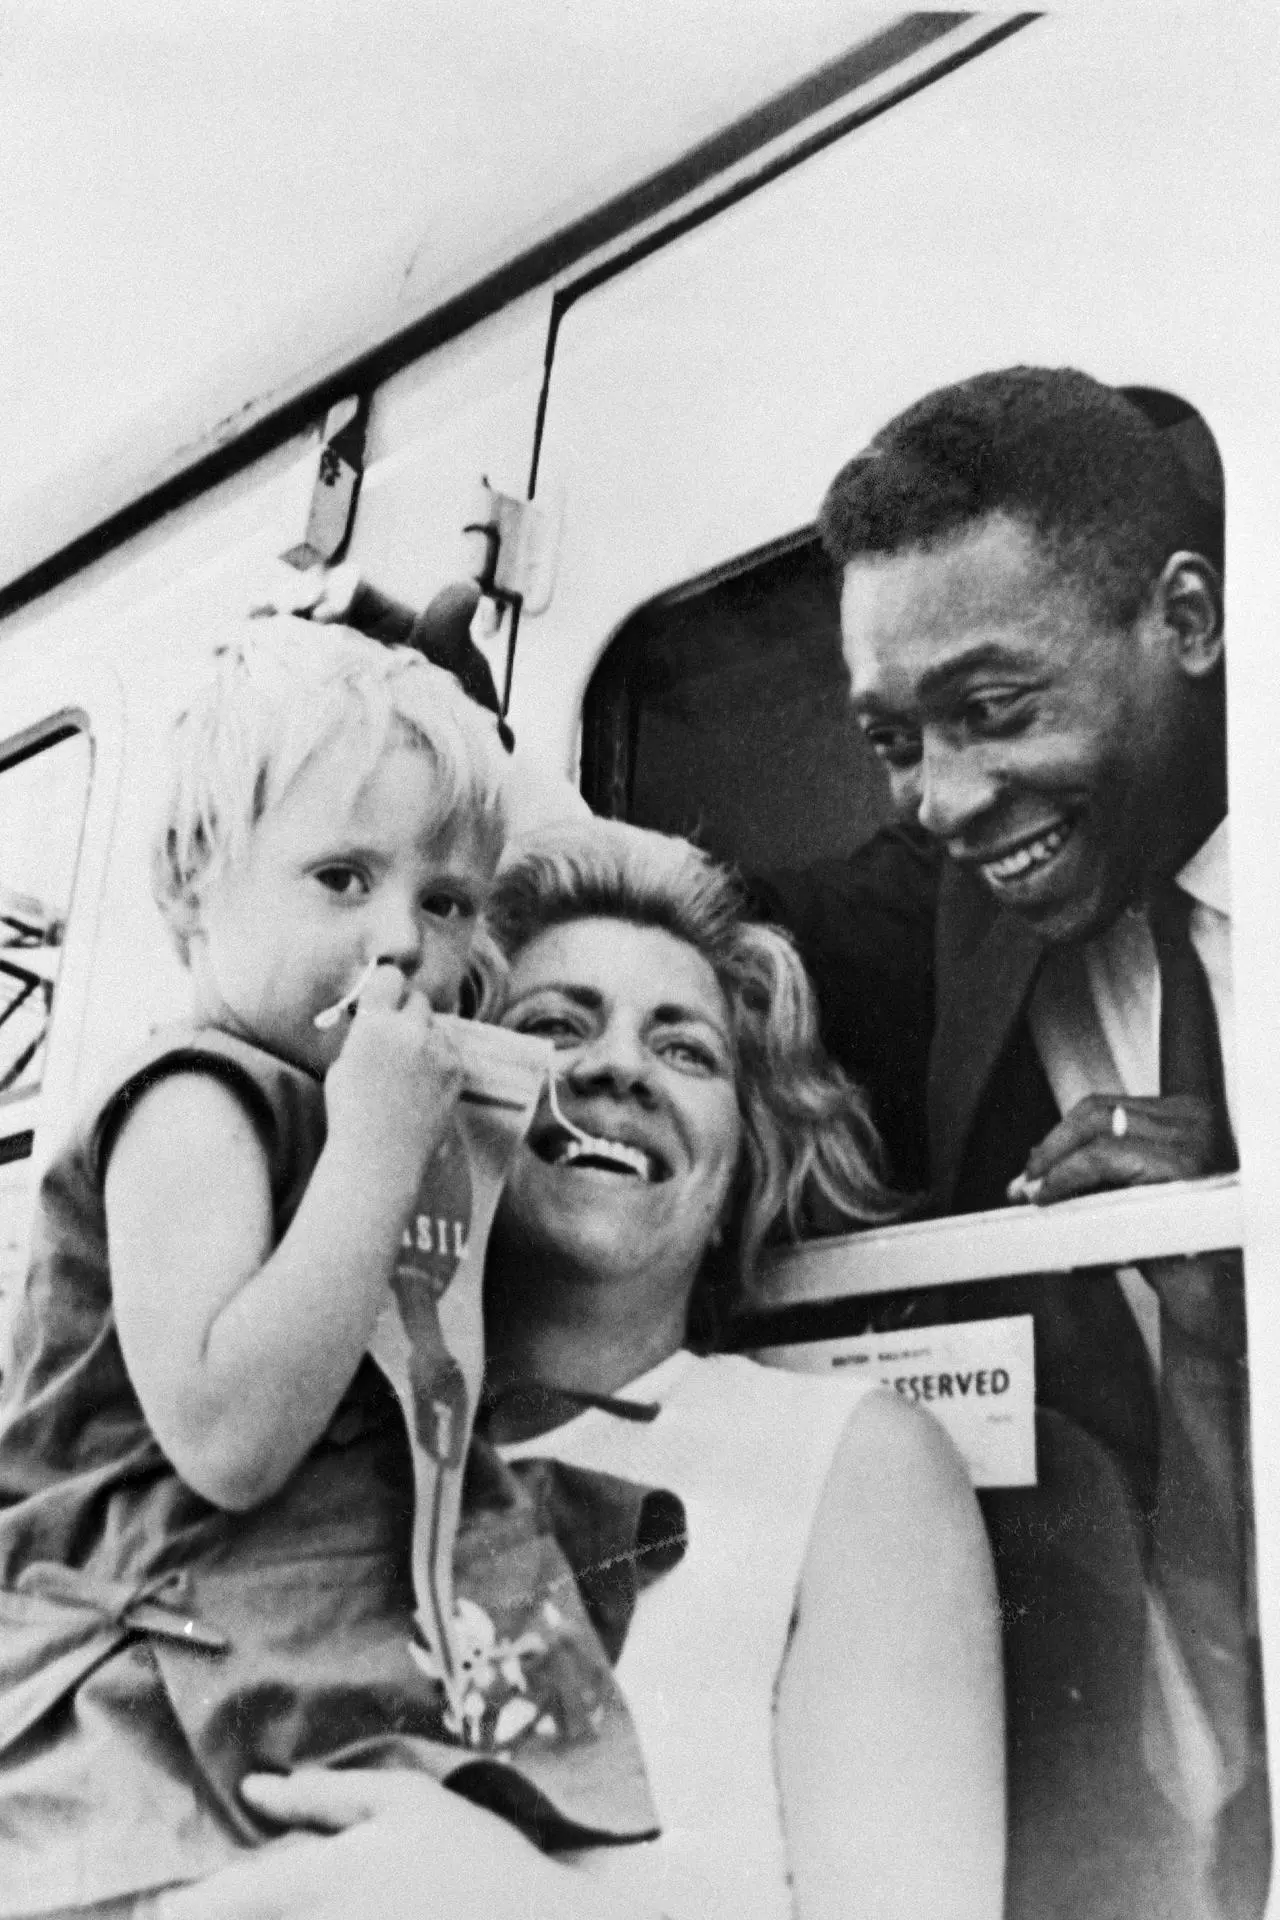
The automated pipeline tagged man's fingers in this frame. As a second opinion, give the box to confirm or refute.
[1033,1140,1191,1203]
[1023,1095,1117,1176]
[1023,1093,1216,1183]
[1033,1144,1130,1203]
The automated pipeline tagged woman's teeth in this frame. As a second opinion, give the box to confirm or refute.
[550,1133,656,1181]
[982,824,1069,885]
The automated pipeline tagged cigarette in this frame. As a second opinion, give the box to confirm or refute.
[1006,1171,1045,1204]
[314,956,382,1030]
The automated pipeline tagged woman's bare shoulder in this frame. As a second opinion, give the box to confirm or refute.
[839,1384,974,1495]
[803,1387,989,1605]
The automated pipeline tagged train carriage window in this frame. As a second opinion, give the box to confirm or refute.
[581,531,931,1187]
[0,728,91,1108]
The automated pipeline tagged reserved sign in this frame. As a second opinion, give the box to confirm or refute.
[752,1314,1036,1488]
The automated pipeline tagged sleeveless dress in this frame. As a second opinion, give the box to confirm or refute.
[0,1026,657,1916]
[502,1350,876,1920]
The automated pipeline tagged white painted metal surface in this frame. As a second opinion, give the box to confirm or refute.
[0,1,914,586]
[762,1177,1245,1302]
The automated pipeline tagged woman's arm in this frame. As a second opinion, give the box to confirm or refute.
[775,1389,1004,1920]
[109,980,460,1511]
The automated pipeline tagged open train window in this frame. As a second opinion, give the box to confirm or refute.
[576,394,1244,1441]
[578,394,1236,1285]
[581,533,893,868]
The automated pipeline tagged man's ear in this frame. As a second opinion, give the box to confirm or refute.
[1157,550,1223,679]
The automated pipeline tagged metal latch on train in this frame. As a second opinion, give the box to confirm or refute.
[463,480,560,616]
[281,394,370,571]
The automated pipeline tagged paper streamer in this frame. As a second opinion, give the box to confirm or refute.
[369,1017,551,1727]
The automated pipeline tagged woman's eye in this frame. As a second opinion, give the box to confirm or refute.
[660,1037,719,1073]
[514,1012,584,1046]
[314,865,368,899]
[421,890,476,922]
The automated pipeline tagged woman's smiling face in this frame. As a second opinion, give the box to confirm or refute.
[494,917,743,1299]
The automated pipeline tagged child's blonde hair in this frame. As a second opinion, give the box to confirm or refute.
[153,617,507,963]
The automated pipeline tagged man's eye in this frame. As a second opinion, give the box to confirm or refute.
[314,865,367,899]
[864,725,921,771]
[963,690,1030,734]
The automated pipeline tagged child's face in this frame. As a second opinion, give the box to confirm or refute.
[185,737,494,1074]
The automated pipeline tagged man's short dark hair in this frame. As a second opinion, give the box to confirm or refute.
[819,366,1223,626]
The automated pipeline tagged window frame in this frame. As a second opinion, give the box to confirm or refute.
[0,723,93,1109]
[0,655,126,1173]
[578,532,1245,1309]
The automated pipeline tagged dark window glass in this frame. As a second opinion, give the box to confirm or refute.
[581,535,891,867]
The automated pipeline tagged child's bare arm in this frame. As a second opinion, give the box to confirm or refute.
[110,980,459,1510]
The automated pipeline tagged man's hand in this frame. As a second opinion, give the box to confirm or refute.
[1006,1092,1244,1355]
[1007,1092,1223,1205]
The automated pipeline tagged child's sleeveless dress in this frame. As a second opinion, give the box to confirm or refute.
[0,1027,660,1916]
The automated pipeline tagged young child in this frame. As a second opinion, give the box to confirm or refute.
[0,621,656,1918]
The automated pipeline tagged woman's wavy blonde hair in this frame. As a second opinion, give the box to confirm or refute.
[485,821,903,1312]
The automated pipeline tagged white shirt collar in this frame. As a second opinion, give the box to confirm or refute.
[1176,815,1231,919]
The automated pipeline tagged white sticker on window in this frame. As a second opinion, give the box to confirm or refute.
[753,1314,1036,1488]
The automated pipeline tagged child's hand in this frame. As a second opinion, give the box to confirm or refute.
[323,963,463,1189]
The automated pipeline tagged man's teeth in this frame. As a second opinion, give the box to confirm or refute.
[551,1133,656,1180]
[982,825,1069,884]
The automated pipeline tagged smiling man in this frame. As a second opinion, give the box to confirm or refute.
[762,369,1233,1348]
[841,499,1222,950]
[817,367,1230,1215]
[756,367,1266,1918]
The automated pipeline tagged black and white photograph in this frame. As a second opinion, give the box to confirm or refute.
[0,7,1277,1917]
